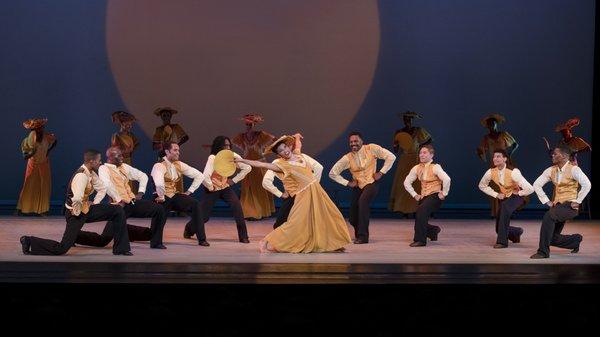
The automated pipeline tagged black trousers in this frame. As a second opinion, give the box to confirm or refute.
[537,203,582,256]
[349,181,380,241]
[164,193,206,243]
[190,187,248,241]
[273,196,295,229]
[75,199,167,247]
[495,195,525,245]
[414,193,443,244]
[28,204,130,255]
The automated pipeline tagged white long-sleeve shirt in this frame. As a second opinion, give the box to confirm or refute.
[403,161,451,197]
[98,163,149,203]
[65,165,109,211]
[151,157,205,198]
[329,144,396,187]
[202,152,251,191]
[478,167,534,198]
[262,154,323,198]
[533,163,591,204]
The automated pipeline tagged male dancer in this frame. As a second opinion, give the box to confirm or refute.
[329,132,396,244]
[75,147,168,249]
[478,149,534,248]
[151,142,209,246]
[530,145,591,259]
[20,149,132,255]
[404,144,451,247]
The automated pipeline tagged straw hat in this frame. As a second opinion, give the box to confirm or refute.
[240,113,264,124]
[399,111,422,119]
[111,111,136,124]
[263,135,295,156]
[22,118,48,130]
[480,113,506,127]
[555,117,580,132]
[153,107,178,116]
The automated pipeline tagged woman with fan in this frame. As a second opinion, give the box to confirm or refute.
[235,134,351,253]
[187,136,252,243]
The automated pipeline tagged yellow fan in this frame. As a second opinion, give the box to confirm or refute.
[394,132,414,152]
[214,150,237,177]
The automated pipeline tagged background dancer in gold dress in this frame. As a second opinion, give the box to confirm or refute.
[389,111,432,217]
[17,118,56,216]
[232,113,276,220]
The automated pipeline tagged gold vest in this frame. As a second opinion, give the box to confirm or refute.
[490,167,519,197]
[65,167,94,214]
[162,161,183,198]
[106,165,136,203]
[346,144,377,189]
[274,157,316,197]
[210,172,229,191]
[551,163,579,204]
[416,163,442,197]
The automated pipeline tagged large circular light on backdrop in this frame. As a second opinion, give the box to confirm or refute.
[106,0,379,167]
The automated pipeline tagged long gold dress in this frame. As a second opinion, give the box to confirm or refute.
[232,131,276,219]
[264,155,352,253]
[389,127,431,213]
[17,131,56,214]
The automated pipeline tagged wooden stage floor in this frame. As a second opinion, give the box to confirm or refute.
[1,216,599,284]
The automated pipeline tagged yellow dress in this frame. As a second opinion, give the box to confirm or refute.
[232,131,276,219]
[17,132,56,214]
[389,127,431,213]
[264,155,352,253]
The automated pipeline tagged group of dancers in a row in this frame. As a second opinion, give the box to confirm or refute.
[19,126,591,259]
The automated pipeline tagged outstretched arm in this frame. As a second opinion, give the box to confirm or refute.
[235,157,283,173]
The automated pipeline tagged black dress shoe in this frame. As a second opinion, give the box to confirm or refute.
[493,243,508,249]
[530,252,548,259]
[428,226,441,241]
[571,234,583,253]
[353,238,368,244]
[183,231,193,239]
[198,240,210,247]
[509,228,524,243]
[114,251,133,256]
[20,236,31,255]
[409,241,426,247]
[239,238,250,244]
[151,244,167,249]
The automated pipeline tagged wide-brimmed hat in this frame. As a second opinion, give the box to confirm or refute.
[22,118,48,130]
[111,111,136,124]
[153,107,178,116]
[240,113,264,124]
[480,113,506,127]
[263,135,295,155]
[555,117,580,132]
[399,111,422,119]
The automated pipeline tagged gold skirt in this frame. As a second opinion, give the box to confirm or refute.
[264,182,352,253]
[240,167,275,219]
[17,159,51,214]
